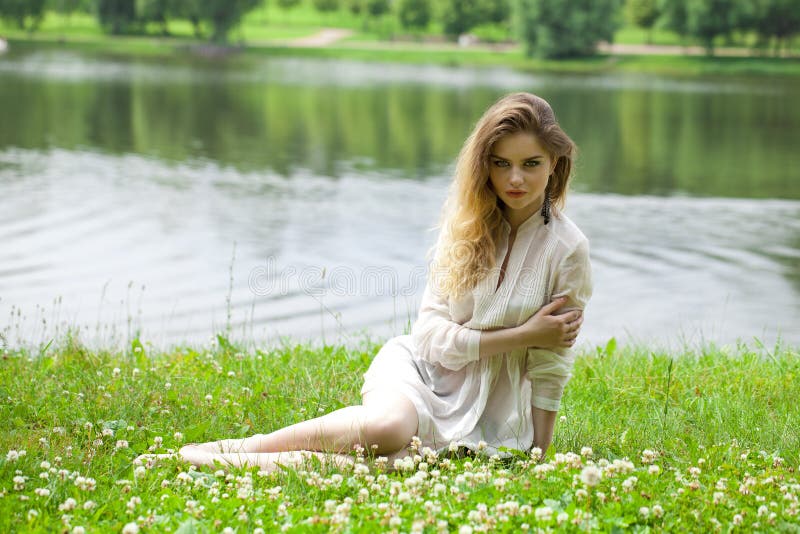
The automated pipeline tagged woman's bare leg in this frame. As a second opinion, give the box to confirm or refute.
[179,448,355,473]
[182,390,418,466]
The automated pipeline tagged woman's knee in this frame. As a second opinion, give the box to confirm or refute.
[361,402,418,453]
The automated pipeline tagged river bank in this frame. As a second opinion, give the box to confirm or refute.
[4,31,800,78]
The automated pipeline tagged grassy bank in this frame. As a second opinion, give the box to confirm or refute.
[1,336,798,532]
[6,34,800,78]
[3,11,800,77]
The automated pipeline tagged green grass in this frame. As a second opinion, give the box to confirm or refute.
[3,8,800,77]
[1,334,798,532]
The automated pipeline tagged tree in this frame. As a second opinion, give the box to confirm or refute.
[198,0,261,43]
[398,0,431,31]
[136,0,172,34]
[515,0,622,58]
[657,0,688,43]
[97,0,137,34]
[312,0,340,13]
[685,0,744,55]
[439,0,481,37]
[0,0,46,30]
[170,0,204,38]
[748,0,800,55]
[625,0,659,43]
[365,0,390,17]
[478,0,510,24]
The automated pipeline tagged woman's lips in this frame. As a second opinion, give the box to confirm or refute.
[506,191,526,198]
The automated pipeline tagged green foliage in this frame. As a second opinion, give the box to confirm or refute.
[276,0,302,9]
[0,0,46,30]
[439,0,486,37]
[97,0,136,34]
[397,0,431,31]
[312,0,341,13]
[197,0,261,42]
[625,0,659,42]
[656,0,688,39]
[685,0,747,54]
[747,0,800,54]
[516,0,622,58]
[365,0,390,17]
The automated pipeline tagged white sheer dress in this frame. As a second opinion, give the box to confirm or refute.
[361,210,592,455]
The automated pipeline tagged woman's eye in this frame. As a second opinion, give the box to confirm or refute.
[493,160,509,167]
[524,160,540,167]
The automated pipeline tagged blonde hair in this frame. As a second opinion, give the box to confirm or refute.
[432,92,577,298]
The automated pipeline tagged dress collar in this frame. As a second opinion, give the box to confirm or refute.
[499,208,546,235]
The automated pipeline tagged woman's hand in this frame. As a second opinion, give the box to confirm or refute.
[517,297,583,349]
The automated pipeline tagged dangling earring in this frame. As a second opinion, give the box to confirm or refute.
[541,179,552,225]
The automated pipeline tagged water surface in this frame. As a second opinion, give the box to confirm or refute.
[1,47,798,349]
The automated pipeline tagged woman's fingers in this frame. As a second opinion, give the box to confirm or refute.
[536,296,568,317]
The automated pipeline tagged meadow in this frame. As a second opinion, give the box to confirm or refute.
[1,334,798,532]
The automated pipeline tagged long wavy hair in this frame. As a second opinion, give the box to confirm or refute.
[431,92,577,298]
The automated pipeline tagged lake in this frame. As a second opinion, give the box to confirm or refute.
[1,45,798,350]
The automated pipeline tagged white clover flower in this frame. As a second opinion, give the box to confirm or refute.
[27,509,39,521]
[580,447,593,458]
[733,514,743,525]
[641,449,657,464]
[83,501,96,511]
[6,450,19,462]
[580,465,602,487]
[559,415,567,423]
[457,525,472,534]
[648,464,661,475]
[121,523,139,534]
[621,476,638,492]
[222,528,234,534]
[72,527,86,534]
[556,512,569,525]
[712,492,725,505]
[13,475,27,491]
[59,498,77,511]
[530,447,543,461]
[652,504,664,518]
[758,505,768,517]
[688,466,701,477]
[639,506,650,518]
[535,506,554,522]
[112,368,121,378]
[575,488,588,501]
[204,394,213,402]
[115,440,129,450]
[34,488,50,497]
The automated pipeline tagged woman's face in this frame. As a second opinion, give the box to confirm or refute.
[488,131,555,225]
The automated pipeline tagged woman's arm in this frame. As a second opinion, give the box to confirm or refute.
[479,297,582,358]
[411,285,582,371]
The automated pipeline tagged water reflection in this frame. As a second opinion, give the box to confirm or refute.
[1,49,799,348]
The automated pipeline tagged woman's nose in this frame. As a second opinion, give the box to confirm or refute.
[509,167,524,185]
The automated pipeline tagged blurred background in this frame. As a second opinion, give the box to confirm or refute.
[1,0,798,350]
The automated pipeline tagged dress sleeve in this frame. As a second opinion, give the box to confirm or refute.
[550,237,593,313]
[526,238,593,411]
[411,281,481,371]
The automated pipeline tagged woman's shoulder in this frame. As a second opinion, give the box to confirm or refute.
[547,211,588,253]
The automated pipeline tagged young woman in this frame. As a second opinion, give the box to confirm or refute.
[174,92,592,470]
